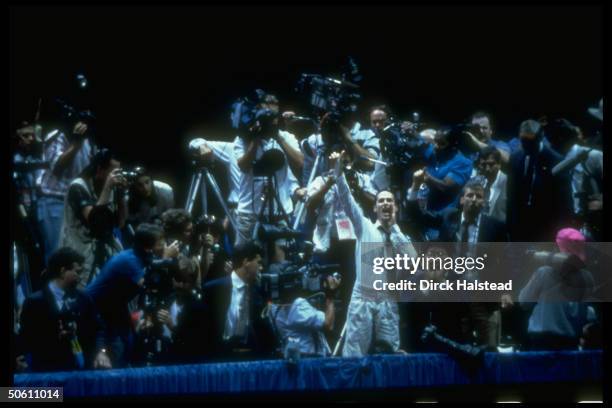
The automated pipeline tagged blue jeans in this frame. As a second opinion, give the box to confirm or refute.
[36,196,64,265]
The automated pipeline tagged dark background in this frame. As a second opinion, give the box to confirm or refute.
[10,5,603,203]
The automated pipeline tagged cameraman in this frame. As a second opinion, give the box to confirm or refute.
[59,148,126,287]
[234,104,301,246]
[465,112,510,164]
[188,136,241,209]
[268,274,341,357]
[17,247,111,372]
[86,223,167,368]
[548,118,603,241]
[301,111,379,185]
[155,255,208,364]
[36,120,93,264]
[412,127,473,217]
[126,167,175,229]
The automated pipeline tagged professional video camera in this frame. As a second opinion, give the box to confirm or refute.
[259,262,341,303]
[295,57,362,121]
[380,113,430,167]
[230,89,279,140]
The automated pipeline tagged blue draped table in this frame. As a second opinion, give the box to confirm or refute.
[13,351,602,397]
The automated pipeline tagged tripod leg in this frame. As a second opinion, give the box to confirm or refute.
[333,320,348,356]
[200,170,208,216]
[185,172,203,214]
[203,169,242,236]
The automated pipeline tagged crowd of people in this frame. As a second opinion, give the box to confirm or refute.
[11,87,604,372]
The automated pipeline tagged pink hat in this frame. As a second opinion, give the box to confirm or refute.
[556,228,586,262]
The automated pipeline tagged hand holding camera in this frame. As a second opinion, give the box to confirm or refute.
[104,168,128,192]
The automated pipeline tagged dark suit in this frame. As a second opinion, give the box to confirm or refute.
[18,285,105,372]
[506,143,568,241]
[202,276,275,361]
[404,200,508,350]
[167,292,209,364]
[405,200,509,243]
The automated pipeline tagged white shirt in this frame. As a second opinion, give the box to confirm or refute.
[458,212,482,244]
[483,170,507,224]
[234,131,300,216]
[48,281,66,312]
[223,271,249,340]
[336,173,417,297]
[564,144,603,215]
[268,297,330,356]
[190,138,242,205]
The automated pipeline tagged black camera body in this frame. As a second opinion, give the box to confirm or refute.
[142,257,178,313]
[296,74,361,120]
[119,167,145,185]
[259,262,340,303]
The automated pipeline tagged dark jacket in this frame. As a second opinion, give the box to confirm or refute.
[506,143,569,241]
[19,285,105,372]
[405,200,509,243]
[167,291,210,364]
[202,276,275,360]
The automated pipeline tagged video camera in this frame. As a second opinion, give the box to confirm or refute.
[380,113,429,168]
[230,89,279,140]
[295,57,362,123]
[259,262,341,303]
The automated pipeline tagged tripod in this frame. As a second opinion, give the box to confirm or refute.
[185,162,242,239]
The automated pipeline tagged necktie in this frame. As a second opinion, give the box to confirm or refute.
[384,230,397,283]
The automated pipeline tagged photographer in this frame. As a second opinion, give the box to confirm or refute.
[36,120,93,264]
[202,242,275,361]
[301,111,379,185]
[59,148,126,287]
[13,121,44,217]
[155,255,208,364]
[518,228,596,350]
[412,127,473,239]
[12,121,46,295]
[86,223,166,368]
[17,247,111,372]
[188,136,241,209]
[267,274,341,357]
[160,208,225,285]
[548,117,603,241]
[234,104,301,246]
[464,112,510,164]
[126,167,175,229]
